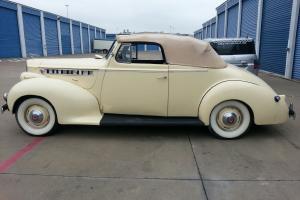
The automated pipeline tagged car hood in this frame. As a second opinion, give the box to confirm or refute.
[26,57,107,70]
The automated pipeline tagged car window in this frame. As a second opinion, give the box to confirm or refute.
[209,40,256,55]
[116,43,165,64]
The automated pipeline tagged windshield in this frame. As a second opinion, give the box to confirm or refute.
[105,40,116,59]
[209,40,256,55]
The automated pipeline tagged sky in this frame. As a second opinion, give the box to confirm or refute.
[12,0,225,34]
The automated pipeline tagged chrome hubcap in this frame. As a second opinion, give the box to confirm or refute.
[25,105,50,129]
[217,107,243,131]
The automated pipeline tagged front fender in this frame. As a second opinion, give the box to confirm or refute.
[7,78,102,125]
[198,81,289,126]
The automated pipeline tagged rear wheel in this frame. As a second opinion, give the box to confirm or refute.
[16,98,57,136]
[209,101,251,139]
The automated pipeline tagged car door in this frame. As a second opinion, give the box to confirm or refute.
[101,42,168,116]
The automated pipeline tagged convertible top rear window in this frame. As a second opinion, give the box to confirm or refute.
[209,40,256,55]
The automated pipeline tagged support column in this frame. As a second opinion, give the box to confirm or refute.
[17,4,26,58]
[237,0,243,38]
[255,0,264,58]
[80,23,84,54]
[57,18,62,55]
[285,0,300,79]
[70,20,74,54]
[40,11,47,56]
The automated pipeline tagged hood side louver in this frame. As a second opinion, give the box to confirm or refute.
[41,69,93,76]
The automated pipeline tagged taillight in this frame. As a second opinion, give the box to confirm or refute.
[254,63,260,69]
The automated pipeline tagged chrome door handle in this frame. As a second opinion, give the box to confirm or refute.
[157,76,167,80]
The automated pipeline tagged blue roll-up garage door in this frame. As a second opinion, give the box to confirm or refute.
[227,2,239,38]
[0,1,21,58]
[72,21,81,54]
[259,0,293,75]
[44,13,59,56]
[207,25,211,38]
[82,25,89,53]
[202,27,206,39]
[292,14,300,79]
[211,23,216,38]
[96,28,101,39]
[241,0,258,39]
[23,7,43,57]
[90,26,95,50]
[217,12,225,38]
[60,19,71,54]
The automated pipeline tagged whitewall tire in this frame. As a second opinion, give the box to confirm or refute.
[16,98,57,136]
[209,101,251,139]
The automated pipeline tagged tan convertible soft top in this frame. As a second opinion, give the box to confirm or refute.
[117,33,227,69]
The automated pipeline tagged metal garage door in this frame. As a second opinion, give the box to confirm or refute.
[292,14,300,79]
[44,13,59,56]
[82,25,89,53]
[72,21,81,54]
[207,25,211,38]
[227,0,239,38]
[90,26,95,50]
[0,1,21,58]
[211,23,216,38]
[217,12,225,38]
[241,0,258,39]
[203,27,207,39]
[60,19,71,54]
[260,0,293,75]
[23,7,43,57]
[96,28,101,39]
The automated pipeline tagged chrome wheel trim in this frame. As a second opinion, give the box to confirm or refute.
[25,105,50,129]
[216,107,243,132]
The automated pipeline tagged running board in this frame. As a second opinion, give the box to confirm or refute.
[100,114,203,126]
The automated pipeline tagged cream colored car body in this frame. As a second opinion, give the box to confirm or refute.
[6,35,289,127]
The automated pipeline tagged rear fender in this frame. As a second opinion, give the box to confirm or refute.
[198,81,288,126]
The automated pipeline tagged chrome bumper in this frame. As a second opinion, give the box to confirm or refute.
[289,103,296,120]
[1,92,8,114]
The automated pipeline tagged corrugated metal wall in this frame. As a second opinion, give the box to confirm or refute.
[227,2,239,38]
[0,1,21,58]
[259,0,293,75]
[23,7,43,57]
[292,13,300,79]
[44,12,59,56]
[240,0,258,39]
[72,21,81,54]
[89,26,95,50]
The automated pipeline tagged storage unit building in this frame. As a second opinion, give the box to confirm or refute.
[217,3,226,38]
[259,0,293,75]
[0,1,21,58]
[226,0,239,38]
[44,12,59,56]
[0,0,105,59]
[22,6,43,57]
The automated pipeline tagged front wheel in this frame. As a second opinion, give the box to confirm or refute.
[209,101,251,139]
[16,98,57,136]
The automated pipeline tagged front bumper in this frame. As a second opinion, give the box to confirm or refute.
[1,92,8,113]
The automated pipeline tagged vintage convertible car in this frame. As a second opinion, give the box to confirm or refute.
[1,34,295,139]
